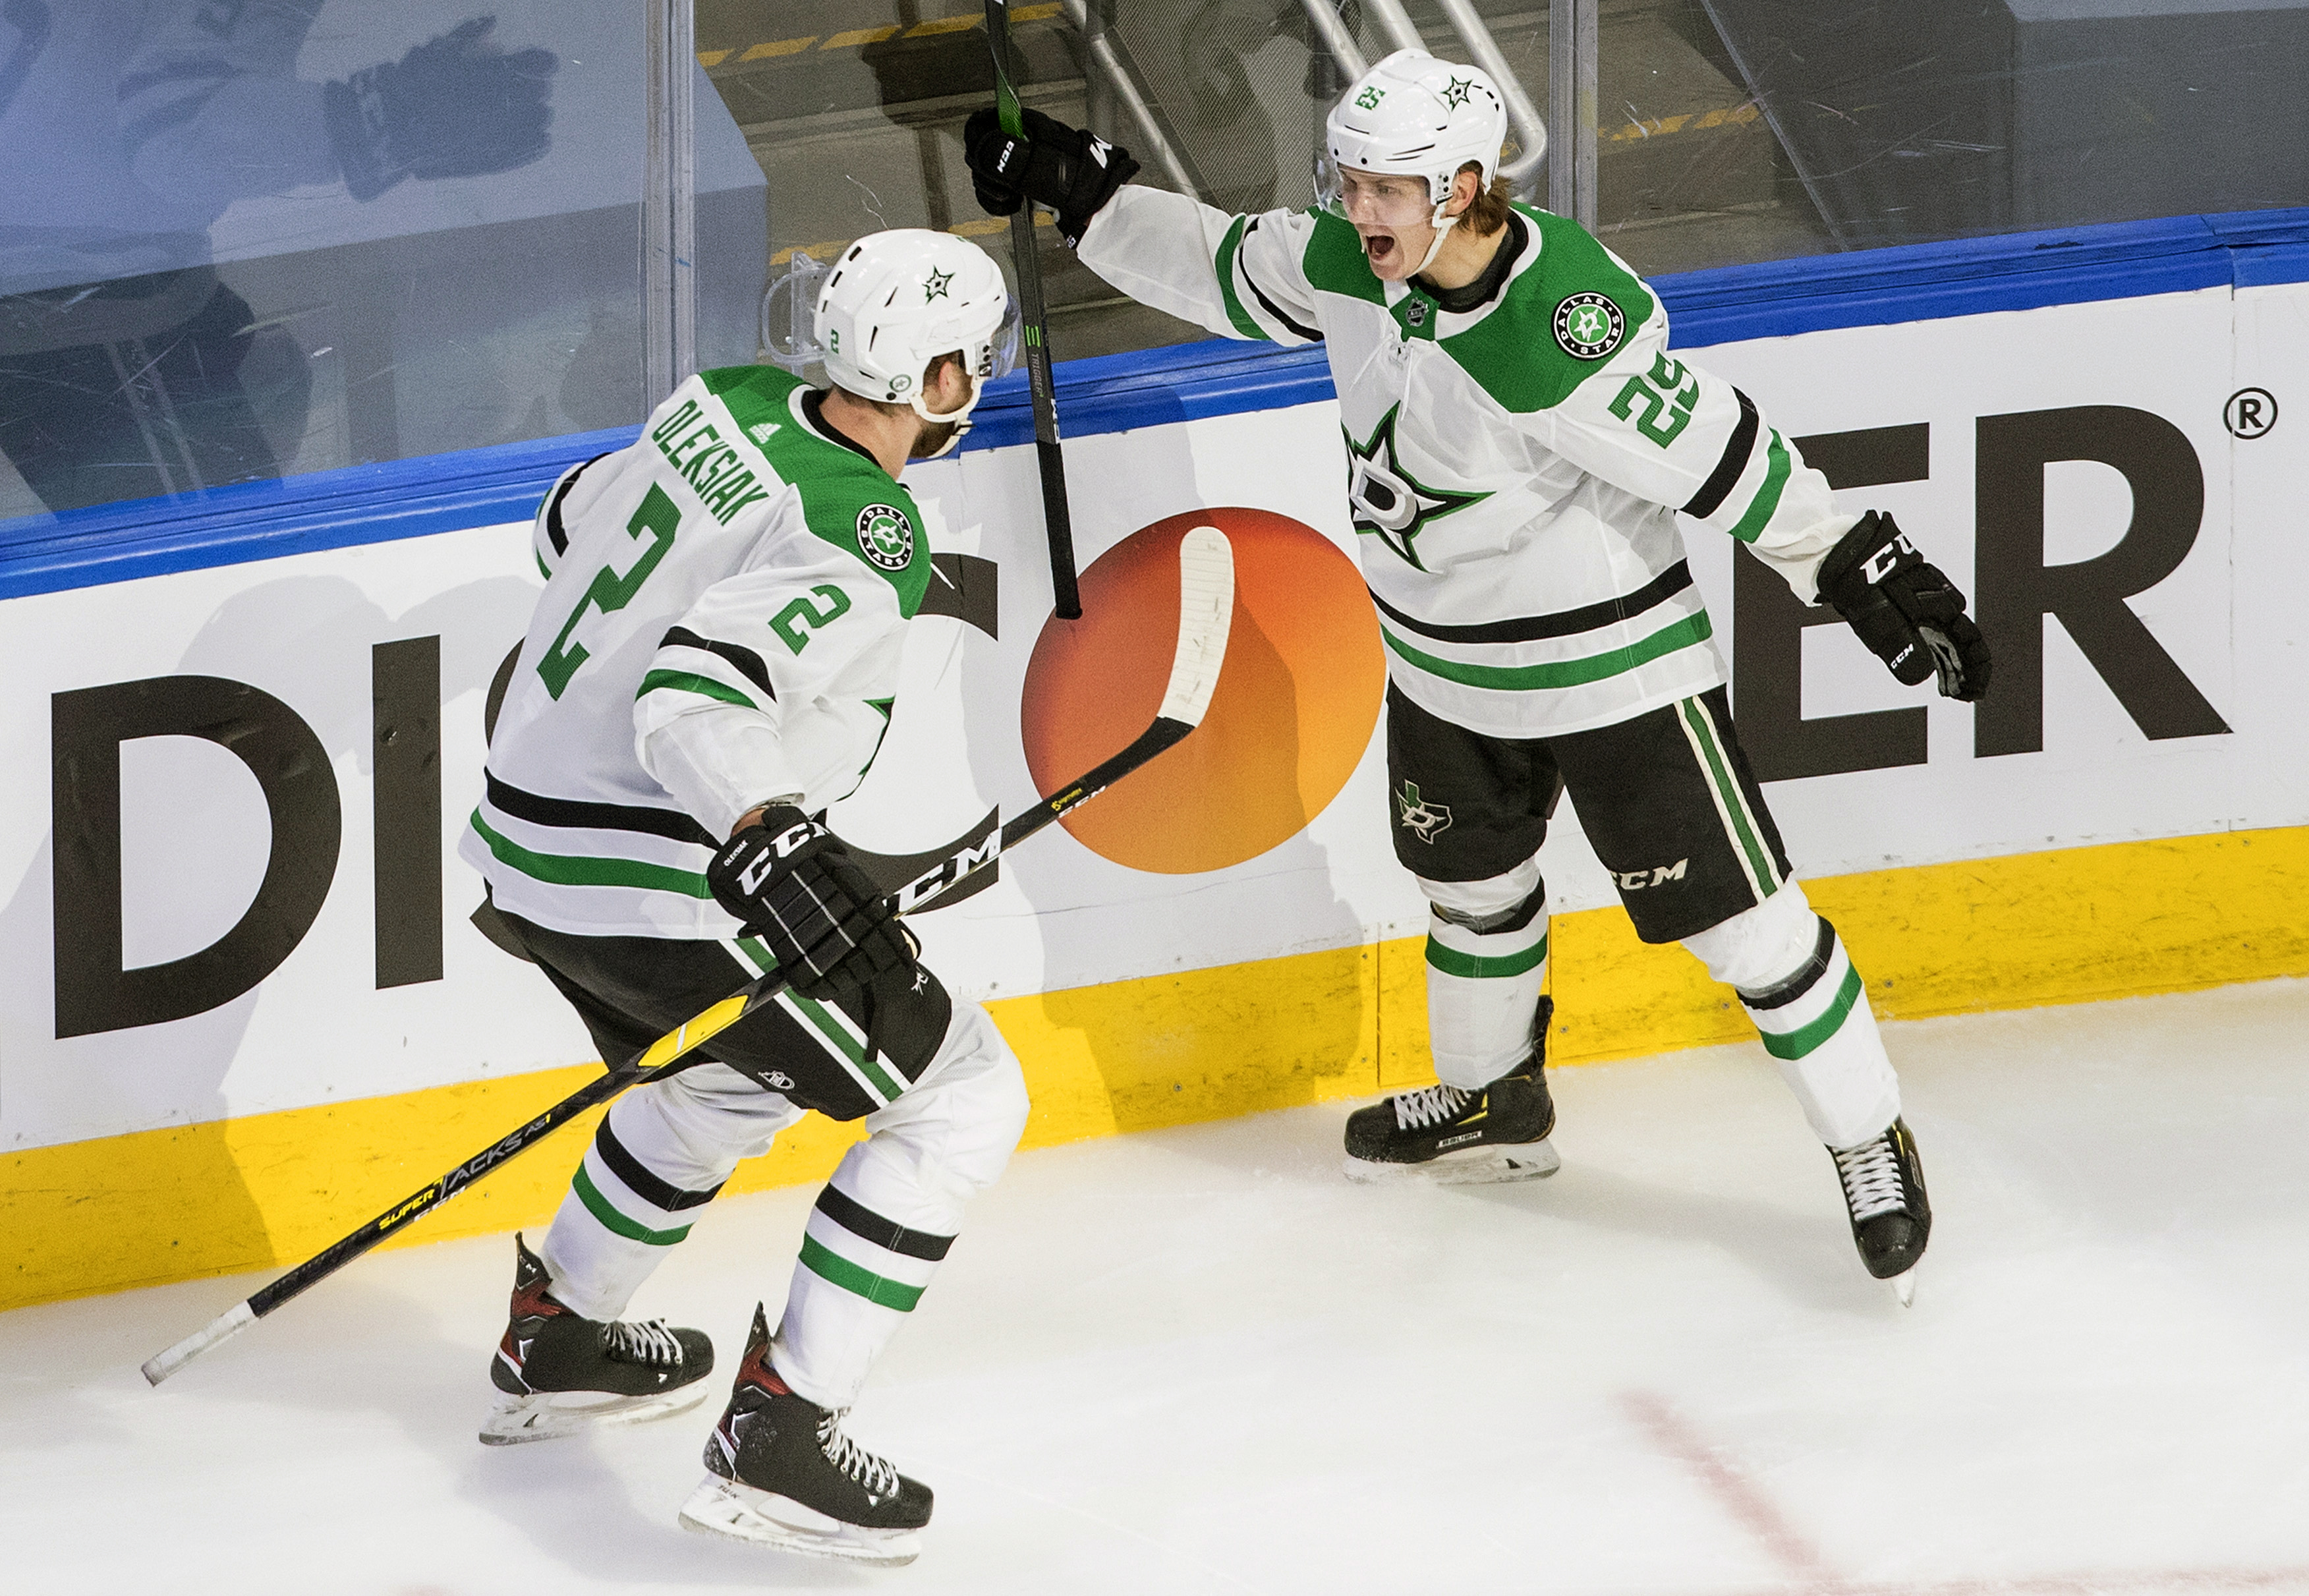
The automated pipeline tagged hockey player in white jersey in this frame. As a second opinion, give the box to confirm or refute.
[964,51,1989,1298]
[457,229,1028,1564]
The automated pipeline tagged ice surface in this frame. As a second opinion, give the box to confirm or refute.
[7,981,2309,1593]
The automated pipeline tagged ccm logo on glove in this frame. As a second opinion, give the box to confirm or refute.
[1816,511,1992,704]
[708,807,916,1004]
[1861,536,1919,586]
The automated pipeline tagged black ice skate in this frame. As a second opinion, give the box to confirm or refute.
[1830,1118,1931,1305]
[480,1232,714,1445]
[1343,999,1560,1185]
[677,1305,932,1566]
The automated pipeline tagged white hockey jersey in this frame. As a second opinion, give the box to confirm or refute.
[461,366,930,939]
[1075,186,1854,738]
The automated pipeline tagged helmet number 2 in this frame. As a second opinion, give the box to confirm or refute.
[1354,84,1385,109]
[537,484,683,699]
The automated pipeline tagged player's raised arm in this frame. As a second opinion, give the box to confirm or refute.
[1516,237,1988,704]
[962,108,1325,348]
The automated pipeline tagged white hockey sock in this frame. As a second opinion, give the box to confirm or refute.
[1419,860,1549,1091]
[1682,885,1900,1150]
[539,1062,802,1323]
[772,1003,1028,1411]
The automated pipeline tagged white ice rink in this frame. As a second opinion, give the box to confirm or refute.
[6,979,2307,1595]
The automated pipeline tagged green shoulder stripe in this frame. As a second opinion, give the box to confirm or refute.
[1439,204,1657,414]
[1301,211,1386,304]
[697,366,932,619]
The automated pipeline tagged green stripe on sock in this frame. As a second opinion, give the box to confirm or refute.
[1425,932,1549,979]
[789,993,902,1100]
[798,1233,925,1310]
[470,810,712,898]
[1726,430,1790,543]
[1381,610,1712,691]
[1212,215,1269,342]
[636,669,757,710]
[572,1161,692,1245]
[1678,699,1775,894]
[1758,964,1865,1060]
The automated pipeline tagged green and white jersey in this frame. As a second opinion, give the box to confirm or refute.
[460,366,932,938]
[1075,185,1854,738]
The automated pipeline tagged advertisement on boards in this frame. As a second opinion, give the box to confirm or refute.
[7,279,2304,1162]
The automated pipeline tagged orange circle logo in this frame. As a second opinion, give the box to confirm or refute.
[1021,507,1385,874]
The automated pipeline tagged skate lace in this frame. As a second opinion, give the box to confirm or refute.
[1394,1082,1471,1131]
[817,1410,900,1497]
[1832,1136,1908,1224]
[602,1317,683,1367]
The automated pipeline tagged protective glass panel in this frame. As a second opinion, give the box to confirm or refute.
[1599,0,2308,275]
[703,3,1549,370]
[0,2,758,524]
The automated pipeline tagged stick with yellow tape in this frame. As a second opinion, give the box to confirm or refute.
[142,527,1237,1388]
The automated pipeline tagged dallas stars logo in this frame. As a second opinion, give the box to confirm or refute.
[1552,291,1626,360]
[1343,405,1490,570]
[1396,780,1452,843]
[1441,76,1476,111]
[924,267,954,302]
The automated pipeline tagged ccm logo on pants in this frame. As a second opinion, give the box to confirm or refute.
[1616,859,1690,892]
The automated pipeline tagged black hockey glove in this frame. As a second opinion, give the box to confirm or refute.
[1815,511,1991,703]
[962,106,1139,244]
[707,807,915,1005]
[328,16,557,202]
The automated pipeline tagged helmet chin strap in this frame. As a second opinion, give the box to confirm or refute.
[907,374,984,462]
[1413,201,1459,277]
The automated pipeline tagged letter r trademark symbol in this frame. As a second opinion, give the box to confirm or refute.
[2225,387,2278,439]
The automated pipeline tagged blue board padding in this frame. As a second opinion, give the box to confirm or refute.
[7,206,2306,600]
[0,426,641,602]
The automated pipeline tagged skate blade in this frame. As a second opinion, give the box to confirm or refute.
[478,1380,709,1446]
[678,1475,921,1567]
[1891,1270,1917,1308]
[1342,1138,1562,1187]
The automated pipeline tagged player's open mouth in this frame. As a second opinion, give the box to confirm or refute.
[1361,231,1398,267]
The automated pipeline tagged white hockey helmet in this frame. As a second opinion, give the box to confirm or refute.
[816,229,1018,440]
[1319,49,1508,217]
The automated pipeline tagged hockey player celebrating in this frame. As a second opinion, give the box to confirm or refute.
[963,51,1987,1297]
[457,228,1029,1564]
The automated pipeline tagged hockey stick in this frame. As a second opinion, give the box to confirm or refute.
[983,0,1082,621]
[142,529,1234,1387]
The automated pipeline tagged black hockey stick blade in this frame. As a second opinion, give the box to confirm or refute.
[142,529,1234,1387]
[984,0,1082,620]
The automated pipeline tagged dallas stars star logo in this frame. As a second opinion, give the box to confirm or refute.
[923,267,954,302]
[1441,76,1475,110]
[1396,780,1452,842]
[1343,405,1490,571]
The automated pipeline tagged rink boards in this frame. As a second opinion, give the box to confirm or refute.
[6,218,2308,1309]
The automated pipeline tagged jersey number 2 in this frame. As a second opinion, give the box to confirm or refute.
[772,584,851,654]
[538,484,681,699]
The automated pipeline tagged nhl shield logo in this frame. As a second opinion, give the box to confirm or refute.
[1553,292,1625,360]
[1396,780,1452,843]
[856,503,916,571]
